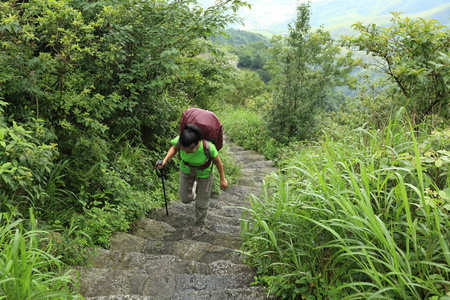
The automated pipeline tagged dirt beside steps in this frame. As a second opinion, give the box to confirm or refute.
[73,138,277,300]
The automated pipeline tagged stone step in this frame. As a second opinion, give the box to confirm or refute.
[225,185,264,198]
[237,178,264,188]
[77,268,255,299]
[167,202,242,221]
[110,232,243,264]
[233,149,264,157]
[130,218,177,240]
[86,249,210,275]
[141,239,243,264]
[243,160,274,169]
[86,249,252,276]
[147,205,241,229]
[241,167,277,177]
[217,185,258,199]
[161,224,243,249]
[86,286,272,300]
[225,144,246,152]
[86,296,152,300]
[208,200,246,216]
[149,189,261,218]
[113,221,244,250]
[233,153,266,164]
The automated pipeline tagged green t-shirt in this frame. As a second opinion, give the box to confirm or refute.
[171,136,218,178]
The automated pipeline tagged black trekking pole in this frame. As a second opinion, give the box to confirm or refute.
[156,160,169,216]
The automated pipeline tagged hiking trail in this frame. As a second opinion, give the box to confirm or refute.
[73,136,277,299]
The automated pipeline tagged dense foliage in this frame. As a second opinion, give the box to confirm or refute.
[0,0,248,294]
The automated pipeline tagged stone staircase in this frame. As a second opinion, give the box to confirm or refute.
[73,138,277,299]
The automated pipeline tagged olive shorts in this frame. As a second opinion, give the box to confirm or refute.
[178,170,214,227]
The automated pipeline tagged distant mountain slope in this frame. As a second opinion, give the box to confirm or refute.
[198,0,450,36]
[210,29,272,46]
[320,2,450,37]
[309,0,450,27]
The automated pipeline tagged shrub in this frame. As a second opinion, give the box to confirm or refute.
[77,204,130,249]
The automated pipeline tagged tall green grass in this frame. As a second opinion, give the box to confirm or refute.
[0,209,81,299]
[217,105,281,161]
[241,111,450,299]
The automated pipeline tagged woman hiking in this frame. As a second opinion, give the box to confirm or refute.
[156,124,227,228]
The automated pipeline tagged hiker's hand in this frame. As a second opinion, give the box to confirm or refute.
[220,178,228,190]
[156,160,165,170]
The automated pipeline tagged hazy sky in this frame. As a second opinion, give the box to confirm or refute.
[198,0,450,30]
[232,0,450,30]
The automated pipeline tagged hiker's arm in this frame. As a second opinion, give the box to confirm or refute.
[212,155,227,190]
[157,146,177,170]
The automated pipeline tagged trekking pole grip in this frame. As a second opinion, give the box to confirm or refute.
[156,160,164,177]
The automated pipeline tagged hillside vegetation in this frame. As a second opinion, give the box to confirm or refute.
[0,0,247,297]
[215,2,450,299]
[211,28,272,46]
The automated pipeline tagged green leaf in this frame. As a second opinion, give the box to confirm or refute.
[440,188,450,201]
[424,196,435,208]
[435,158,443,167]
[1,162,12,169]
[443,74,450,84]
[1,174,9,182]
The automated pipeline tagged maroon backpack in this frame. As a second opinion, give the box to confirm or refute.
[179,108,223,152]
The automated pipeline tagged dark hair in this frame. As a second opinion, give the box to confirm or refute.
[179,124,202,148]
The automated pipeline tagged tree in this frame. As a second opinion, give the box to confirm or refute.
[265,2,354,143]
[340,13,450,123]
[171,40,240,109]
[226,69,267,106]
[0,0,250,214]
[229,41,273,73]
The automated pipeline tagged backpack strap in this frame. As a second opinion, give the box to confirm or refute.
[175,140,181,160]
[180,140,212,171]
[203,140,210,159]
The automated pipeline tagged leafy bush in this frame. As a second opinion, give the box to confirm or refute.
[0,101,65,218]
[77,204,130,249]
[0,0,249,258]
[241,109,450,299]
[45,228,93,267]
